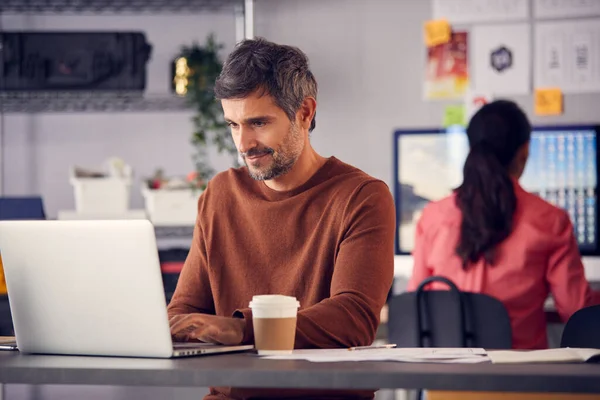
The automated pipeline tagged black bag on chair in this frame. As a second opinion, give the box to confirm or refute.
[388,276,512,349]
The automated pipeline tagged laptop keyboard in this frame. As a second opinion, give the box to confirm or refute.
[173,342,217,349]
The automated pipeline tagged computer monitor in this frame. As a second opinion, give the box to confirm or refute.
[394,125,600,256]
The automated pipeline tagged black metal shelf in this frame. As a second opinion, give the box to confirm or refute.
[155,225,194,238]
[0,1,246,113]
[1,0,243,13]
[0,91,193,112]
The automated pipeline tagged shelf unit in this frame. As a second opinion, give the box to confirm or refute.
[0,91,192,113]
[0,0,253,114]
[0,0,254,193]
[1,0,242,13]
[154,225,194,239]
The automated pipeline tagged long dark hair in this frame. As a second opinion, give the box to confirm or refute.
[455,100,531,268]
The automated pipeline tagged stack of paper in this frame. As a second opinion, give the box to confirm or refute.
[487,348,600,364]
[261,348,490,363]
[261,347,600,364]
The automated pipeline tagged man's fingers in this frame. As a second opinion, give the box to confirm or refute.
[169,315,185,326]
[218,329,241,346]
[172,332,189,342]
[173,326,199,342]
[168,314,242,345]
[170,315,202,336]
[190,325,221,344]
[169,314,189,332]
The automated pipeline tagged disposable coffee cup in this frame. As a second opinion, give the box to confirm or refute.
[249,295,300,355]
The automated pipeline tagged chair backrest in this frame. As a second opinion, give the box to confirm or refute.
[561,305,600,348]
[0,197,46,220]
[388,276,512,349]
[0,196,45,335]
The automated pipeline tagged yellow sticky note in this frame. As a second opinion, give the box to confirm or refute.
[535,88,563,116]
[424,19,451,47]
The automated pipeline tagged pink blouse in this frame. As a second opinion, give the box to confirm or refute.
[408,181,600,349]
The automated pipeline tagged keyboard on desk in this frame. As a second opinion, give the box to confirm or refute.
[171,341,254,357]
[173,342,220,349]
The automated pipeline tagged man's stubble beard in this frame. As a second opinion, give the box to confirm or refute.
[245,123,304,181]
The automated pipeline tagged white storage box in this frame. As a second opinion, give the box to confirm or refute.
[142,187,201,226]
[69,159,133,215]
[70,177,131,214]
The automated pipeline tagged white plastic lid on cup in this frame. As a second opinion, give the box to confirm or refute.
[249,295,300,319]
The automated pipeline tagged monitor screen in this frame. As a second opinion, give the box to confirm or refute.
[394,125,599,255]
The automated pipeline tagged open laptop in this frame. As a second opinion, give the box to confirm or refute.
[0,220,253,358]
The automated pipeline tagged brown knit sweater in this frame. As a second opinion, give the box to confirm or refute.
[167,157,396,400]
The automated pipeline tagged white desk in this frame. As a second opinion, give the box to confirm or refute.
[394,255,600,281]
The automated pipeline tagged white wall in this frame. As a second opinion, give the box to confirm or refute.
[254,0,600,191]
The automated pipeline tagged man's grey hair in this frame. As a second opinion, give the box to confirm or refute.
[214,37,317,132]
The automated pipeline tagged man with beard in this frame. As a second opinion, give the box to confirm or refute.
[167,38,395,400]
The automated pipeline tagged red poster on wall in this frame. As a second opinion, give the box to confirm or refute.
[424,31,469,100]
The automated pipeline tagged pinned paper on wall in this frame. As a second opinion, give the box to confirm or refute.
[471,23,531,95]
[424,19,451,47]
[443,105,466,127]
[534,88,563,116]
[534,0,600,19]
[424,31,469,100]
[535,19,600,93]
[433,0,529,23]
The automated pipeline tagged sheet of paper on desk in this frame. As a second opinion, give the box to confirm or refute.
[261,348,490,363]
[0,336,17,351]
[487,348,600,364]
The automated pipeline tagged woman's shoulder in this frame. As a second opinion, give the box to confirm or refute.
[517,187,569,216]
[419,193,461,226]
[515,186,572,232]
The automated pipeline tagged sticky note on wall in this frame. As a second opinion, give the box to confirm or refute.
[424,19,451,47]
[535,88,563,116]
[443,105,466,128]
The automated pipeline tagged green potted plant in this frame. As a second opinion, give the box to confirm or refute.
[176,33,239,188]
[142,34,239,226]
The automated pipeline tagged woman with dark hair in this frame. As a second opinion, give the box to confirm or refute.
[407,100,600,349]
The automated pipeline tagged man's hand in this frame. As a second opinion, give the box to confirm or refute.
[169,313,246,345]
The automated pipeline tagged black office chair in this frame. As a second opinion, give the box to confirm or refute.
[388,276,512,349]
[0,196,47,335]
[561,304,600,349]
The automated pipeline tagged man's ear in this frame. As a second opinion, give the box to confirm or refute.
[297,97,316,131]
